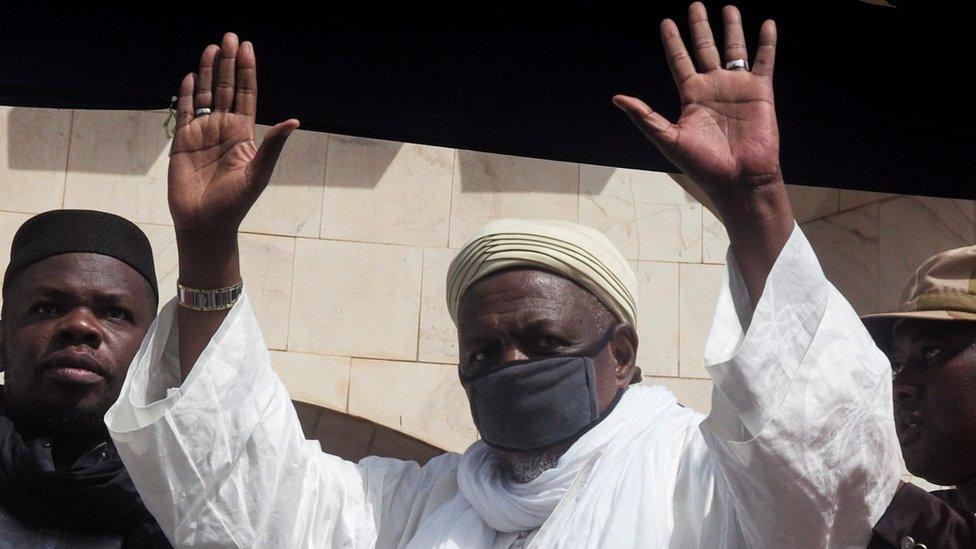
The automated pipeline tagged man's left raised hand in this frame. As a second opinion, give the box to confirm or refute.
[613,3,781,202]
[613,3,793,304]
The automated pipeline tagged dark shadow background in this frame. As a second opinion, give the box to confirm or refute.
[0,1,971,197]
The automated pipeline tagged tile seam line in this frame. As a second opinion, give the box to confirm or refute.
[60,109,76,208]
[414,248,427,362]
[316,134,330,239]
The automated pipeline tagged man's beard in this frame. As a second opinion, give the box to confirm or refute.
[9,398,110,442]
[33,404,109,440]
[3,348,111,441]
[496,445,564,484]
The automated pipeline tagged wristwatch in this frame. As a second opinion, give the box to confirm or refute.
[177,281,244,311]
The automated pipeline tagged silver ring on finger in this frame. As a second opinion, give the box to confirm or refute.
[195,107,212,117]
[725,59,749,71]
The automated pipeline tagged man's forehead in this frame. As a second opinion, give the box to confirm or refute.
[459,268,588,309]
[9,252,149,296]
[456,268,608,334]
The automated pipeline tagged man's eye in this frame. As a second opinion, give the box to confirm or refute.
[921,346,942,362]
[106,308,128,320]
[537,336,566,350]
[471,349,494,363]
[32,304,58,316]
[890,362,905,378]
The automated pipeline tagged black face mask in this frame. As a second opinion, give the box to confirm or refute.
[461,327,622,451]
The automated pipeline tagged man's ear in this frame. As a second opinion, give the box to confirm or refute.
[610,323,638,388]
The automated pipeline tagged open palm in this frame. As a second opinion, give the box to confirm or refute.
[614,3,780,193]
[169,33,298,235]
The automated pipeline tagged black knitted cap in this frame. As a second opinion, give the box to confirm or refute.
[2,210,158,303]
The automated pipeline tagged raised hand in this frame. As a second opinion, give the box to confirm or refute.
[613,3,780,197]
[614,3,792,304]
[169,32,299,235]
[169,33,299,379]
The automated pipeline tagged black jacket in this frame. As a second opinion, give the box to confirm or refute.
[868,482,976,548]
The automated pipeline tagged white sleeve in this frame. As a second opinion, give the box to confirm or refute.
[699,224,901,548]
[105,293,411,548]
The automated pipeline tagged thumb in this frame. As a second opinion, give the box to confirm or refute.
[611,95,678,150]
[247,118,300,194]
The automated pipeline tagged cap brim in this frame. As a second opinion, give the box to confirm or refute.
[860,309,976,350]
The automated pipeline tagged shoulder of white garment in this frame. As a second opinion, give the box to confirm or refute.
[700,222,833,440]
[692,222,900,548]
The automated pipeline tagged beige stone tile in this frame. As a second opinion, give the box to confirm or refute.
[634,202,702,262]
[418,248,460,364]
[679,263,726,379]
[239,127,327,238]
[702,209,729,264]
[239,234,295,351]
[348,358,476,452]
[0,211,34,312]
[578,165,640,260]
[879,197,976,310]
[270,351,350,412]
[644,376,714,415]
[321,136,454,247]
[803,204,880,314]
[289,239,423,360]
[633,261,679,376]
[839,189,895,211]
[786,184,840,223]
[449,150,579,247]
[0,107,72,214]
[579,165,702,262]
[63,110,171,225]
[629,171,700,205]
[137,225,294,349]
[632,172,701,263]
[136,223,179,313]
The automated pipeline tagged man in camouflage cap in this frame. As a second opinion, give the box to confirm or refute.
[862,246,976,546]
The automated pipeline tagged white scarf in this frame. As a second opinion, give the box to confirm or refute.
[406,385,704,548]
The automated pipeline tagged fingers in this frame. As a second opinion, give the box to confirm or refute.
[688,2,721,72]
[213,32,240,111]
[176,73,195,129]
[191,33,256,117]
[722,5,749,67]
[661,19,696,86]
[235,41,257,117]
[247,119,300,193]
[611,95,678,150]
[753,19,777,78]
[194,45,218,111]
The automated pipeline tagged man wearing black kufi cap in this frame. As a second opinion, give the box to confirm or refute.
[0,209,170,547]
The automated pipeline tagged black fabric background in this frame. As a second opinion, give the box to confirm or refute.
[0,1,971,197]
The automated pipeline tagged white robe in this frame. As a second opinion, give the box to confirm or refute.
[105,226,901,548]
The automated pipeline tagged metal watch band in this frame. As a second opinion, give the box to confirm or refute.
[177,281,243,311]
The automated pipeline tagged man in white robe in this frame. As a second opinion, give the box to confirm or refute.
[105,3,902,547]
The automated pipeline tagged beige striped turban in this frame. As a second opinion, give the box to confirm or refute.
[446,218,639,326]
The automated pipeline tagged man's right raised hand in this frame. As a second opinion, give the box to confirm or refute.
[169,32,298,240]
[169,32,298,379]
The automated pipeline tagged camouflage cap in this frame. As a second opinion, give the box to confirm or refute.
[862,245,976,349]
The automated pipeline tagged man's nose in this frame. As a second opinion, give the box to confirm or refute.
[893,373,921,404]
[56,308,103,347]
